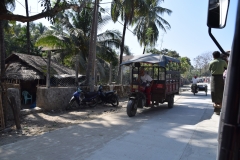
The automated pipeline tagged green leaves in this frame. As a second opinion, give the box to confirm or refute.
[133,0,172,50]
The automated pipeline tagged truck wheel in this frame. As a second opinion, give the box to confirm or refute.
[168,95,174,108]
[127,100,137,117]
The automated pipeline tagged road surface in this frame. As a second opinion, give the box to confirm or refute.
[0,85,219,160]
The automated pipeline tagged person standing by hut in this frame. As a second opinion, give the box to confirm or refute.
[209,51,228,114]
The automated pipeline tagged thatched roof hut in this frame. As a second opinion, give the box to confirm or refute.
[5,53,76,81]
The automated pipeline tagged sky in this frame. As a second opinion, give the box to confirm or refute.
[13,0,238,63]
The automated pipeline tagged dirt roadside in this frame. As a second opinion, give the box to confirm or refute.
[0,98,129,146]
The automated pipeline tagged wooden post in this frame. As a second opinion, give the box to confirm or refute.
[75,54,79,86]
[46,51,51,88]
[109,63,112,84]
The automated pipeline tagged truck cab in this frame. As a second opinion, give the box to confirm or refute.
[207,0,240,159]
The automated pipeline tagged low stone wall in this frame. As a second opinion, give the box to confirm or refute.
[36,85,130,111]
[36,87,76,111]
[6,88,21,120]
[3,84,21,120]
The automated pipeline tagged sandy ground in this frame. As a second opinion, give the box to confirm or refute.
[0,98,129,146]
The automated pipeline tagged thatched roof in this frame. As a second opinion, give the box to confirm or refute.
[5,53,76,81]
[6,62,44,80]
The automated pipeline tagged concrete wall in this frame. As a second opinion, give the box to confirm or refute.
[36,85,131,111]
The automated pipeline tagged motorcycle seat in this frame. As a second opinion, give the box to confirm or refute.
[84,92,99,98]
[105,91,115,95]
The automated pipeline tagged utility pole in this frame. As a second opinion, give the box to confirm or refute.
[25,0,30,55]
[87,0,99,91]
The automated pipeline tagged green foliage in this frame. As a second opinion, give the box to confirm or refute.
[180,57,191,74]
[4,22,49,56]
[133,0,172,50]
[147,48,192,76]
[148,48,180,59]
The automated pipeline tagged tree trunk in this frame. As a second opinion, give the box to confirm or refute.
[0,20,6,128]
[0,21,5,79]
[142,46,146,54]
[118,19,128,83]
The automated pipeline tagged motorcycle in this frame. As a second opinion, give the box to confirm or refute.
[98,85,119,106]
[191,84,198,95]
[68,87,100,109]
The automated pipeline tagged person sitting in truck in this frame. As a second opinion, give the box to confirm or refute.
[138,67,153,87]
[138,67,153,107]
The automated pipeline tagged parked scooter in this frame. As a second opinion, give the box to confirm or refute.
[68,87,100,108]
[98,85,119,106]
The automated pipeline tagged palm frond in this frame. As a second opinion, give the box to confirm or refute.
[35,35,68,49]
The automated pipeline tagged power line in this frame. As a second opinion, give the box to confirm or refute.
[99,5,134,34]
[16,0,25,9]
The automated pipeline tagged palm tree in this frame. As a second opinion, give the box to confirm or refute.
[111,0,149,77]
[35,1,133,84]
[36,22,48,34]
[35,28,130,76]
[133,0,172,54]
[29,22,48,49]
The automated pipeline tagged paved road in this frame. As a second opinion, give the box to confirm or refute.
[0,85,219,160]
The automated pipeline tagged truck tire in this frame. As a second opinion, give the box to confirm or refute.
[168,95,174,108]
[127,100,137,117]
